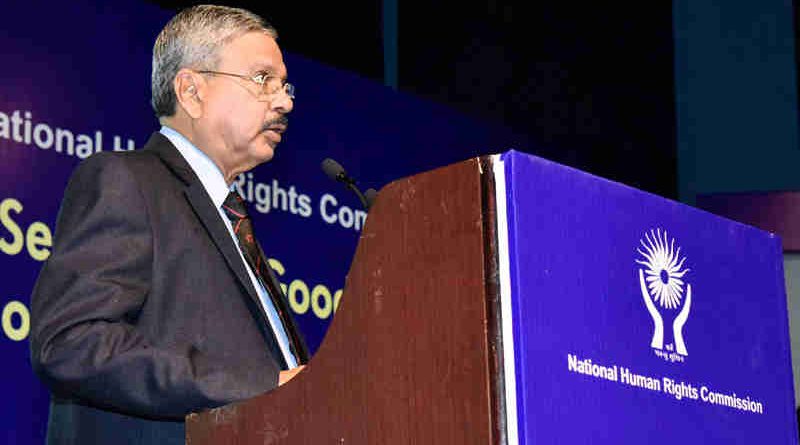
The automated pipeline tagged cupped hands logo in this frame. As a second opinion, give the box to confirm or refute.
[636,228,692,360]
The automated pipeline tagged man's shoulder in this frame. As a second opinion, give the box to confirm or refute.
[62,145,182,207]
[57,135,186,224]
[82,147,159,170]
[73,134,173,182]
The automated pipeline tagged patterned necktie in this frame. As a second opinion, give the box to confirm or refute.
[222,190,306,365]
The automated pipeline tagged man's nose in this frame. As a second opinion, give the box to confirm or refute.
[271,89,293,114]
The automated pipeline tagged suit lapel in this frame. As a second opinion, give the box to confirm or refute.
[142,133,276,335]
[183,183,262,305]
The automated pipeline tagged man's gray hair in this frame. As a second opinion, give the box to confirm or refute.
[151,4,277,118]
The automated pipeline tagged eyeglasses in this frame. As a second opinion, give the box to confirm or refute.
[197,70,295,100]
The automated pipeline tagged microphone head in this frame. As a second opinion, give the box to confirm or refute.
[364,188,378,208]
[321,158,346,182]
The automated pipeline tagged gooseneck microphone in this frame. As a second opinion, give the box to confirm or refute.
[321,158,377,210]
[364,188,378,207]
[321,158,349,183]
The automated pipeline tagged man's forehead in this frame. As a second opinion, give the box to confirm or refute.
[221,32,286,76]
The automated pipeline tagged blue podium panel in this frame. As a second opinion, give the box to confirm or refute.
[498,151,797,444]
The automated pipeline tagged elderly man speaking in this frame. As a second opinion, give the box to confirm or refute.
[29,5,307,444]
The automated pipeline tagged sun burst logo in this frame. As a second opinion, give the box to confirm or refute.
[636,229,689,310]
[636,228,692,360]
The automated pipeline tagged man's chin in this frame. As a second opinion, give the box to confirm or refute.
[264,129,283,146]
[258,145,275,163]
[255,133,278,160]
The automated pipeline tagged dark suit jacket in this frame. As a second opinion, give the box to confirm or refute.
[30,133,306,444]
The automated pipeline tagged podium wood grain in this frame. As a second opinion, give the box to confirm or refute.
[186,157,504,444]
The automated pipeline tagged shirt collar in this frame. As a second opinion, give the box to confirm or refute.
[159,126,232,208]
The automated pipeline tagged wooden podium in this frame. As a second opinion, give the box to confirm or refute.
[186,157,506,444]
[186,151,798,444]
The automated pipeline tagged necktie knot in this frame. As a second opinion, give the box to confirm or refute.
[223,191,248,222]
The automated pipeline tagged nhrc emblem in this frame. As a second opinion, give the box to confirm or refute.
[636,229,691,363]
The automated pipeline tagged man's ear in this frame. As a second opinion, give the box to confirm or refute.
[173,69,204,119]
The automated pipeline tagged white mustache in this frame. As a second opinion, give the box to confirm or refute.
[262,116,289,133]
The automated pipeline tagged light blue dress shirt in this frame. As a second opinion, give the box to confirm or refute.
[160,126,298,369]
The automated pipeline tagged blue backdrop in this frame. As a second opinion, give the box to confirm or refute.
[0,1,525,442]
